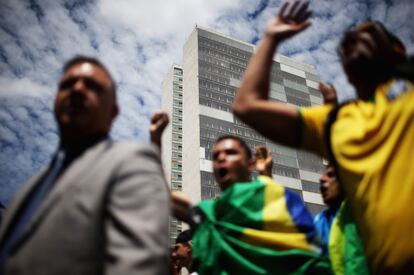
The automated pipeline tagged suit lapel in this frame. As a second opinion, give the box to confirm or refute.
[11,139,112,250]
[0,167,49,243]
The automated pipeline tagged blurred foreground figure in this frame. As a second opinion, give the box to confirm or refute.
[172,136,331,274]
[0,57,169,275]
[234,0,413,273]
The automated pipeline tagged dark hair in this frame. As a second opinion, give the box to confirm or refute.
[176,230,192,244]
[62,56,117,97]
[215,135,252,160]
[356,22,406,59]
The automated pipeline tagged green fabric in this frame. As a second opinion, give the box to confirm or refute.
[329,201,370,275]
[192,180,332,275]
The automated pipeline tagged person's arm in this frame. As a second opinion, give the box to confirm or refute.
[105,145,169,275]
[150,112,169,148]
[233,0,311,147]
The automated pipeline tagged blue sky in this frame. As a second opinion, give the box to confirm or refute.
[0,0,413,204]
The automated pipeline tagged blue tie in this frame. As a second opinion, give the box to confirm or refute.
[0,151,66,273]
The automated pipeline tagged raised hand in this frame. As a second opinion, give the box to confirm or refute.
[255,146,273,177]
[319,82,338,105]
[150,111,169,148]
[265,0,312,41]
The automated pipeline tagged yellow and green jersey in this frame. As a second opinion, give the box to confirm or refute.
[299,79,414,273]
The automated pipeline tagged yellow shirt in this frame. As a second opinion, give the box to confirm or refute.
[299,79,414,274]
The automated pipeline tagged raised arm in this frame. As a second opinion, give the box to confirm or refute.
[150,111,169,148]
[233,0,311,147]
[255,146,273,178]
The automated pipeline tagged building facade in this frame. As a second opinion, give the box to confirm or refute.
[161,65,184,244]
[162,27,327,240]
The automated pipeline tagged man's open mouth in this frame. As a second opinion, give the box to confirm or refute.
[218,168,228,178]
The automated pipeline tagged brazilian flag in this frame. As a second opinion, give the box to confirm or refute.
[328,201,369,275]
[192,176,332,275]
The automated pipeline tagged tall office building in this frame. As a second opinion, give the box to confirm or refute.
[162,27,326,240]
[161,65,184,244]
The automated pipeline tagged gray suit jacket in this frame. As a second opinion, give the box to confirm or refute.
[0,140,169,275]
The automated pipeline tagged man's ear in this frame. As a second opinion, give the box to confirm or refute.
[186,241,192,252]
[111,104,119,120]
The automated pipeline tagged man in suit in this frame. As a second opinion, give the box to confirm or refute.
[0,56,170,275]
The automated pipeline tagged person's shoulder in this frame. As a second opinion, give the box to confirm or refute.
[299,104,334,116]
[108,141,160,157]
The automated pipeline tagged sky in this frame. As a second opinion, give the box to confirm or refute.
[0,0,413,204]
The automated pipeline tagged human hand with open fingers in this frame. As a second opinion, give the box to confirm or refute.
[265,0,312,41]
[255,146,273,177]
[150,111,169,148]
[319,82,338,105]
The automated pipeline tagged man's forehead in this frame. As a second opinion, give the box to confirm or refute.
[214,139,241,150]
[63,62,108,80]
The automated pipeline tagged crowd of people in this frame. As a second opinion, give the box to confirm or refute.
[0,0,413,274]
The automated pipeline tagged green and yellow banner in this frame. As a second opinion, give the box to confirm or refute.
[192,176,332,275]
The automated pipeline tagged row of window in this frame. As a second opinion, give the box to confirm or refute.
[308,87,322,98]
[200,116,266,142]
[280,70,307,86]
[199,71,230,85]
[301,180,320,193]
[174,68,183,76]
[297,151,323,164]
[172,124,182,134]
[172,108,183,117]
[198,36,252,61]
[199,97,232,113]
[171,171,182,180]
[273,153,299,168]
[172,151,182,160]
[286,94,311,107]
[171,181,182,190]
[172,115,182,124]
[200,171,221,200]
[199,60,242,80]
[173,92,183,101]
[172,142,182,152]
[199,78,236,96]
[273,163,300,179]
[199,46,248,67]
[200,88,233,104]
[173,83,183,91]
[199,52,246,71]
[298,159,324,173]
[283,78,310,95]
[285,86,311,102]
[296,151,324,173]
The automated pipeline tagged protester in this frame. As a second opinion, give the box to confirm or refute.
[0,56,170,275]
[314,165,343,256]
[172,136,330,274]
[234,0,413,273]
[171,230,198,275]
[318,165,369,275]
